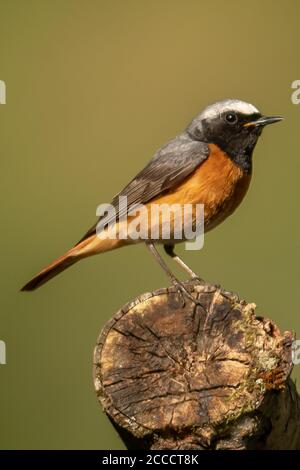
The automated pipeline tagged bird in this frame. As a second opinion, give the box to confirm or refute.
[21,99,282,302]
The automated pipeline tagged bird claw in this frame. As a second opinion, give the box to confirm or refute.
[190,275,205,284]
[172,280,207,311]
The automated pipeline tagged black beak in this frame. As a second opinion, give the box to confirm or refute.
[244,115,283,128]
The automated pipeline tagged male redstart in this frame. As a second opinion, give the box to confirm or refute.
[21,99,282,302]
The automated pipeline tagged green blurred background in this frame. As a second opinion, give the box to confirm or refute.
[0,0,299,449]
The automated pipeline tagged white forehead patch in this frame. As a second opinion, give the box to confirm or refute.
[200,99,260,120]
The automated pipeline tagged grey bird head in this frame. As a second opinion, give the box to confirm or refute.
[186,99,283,173]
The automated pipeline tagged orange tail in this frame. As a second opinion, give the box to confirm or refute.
[21,223,129,291]
[21,252,78,291]
[21,232,125,291]
[20,234,100,292]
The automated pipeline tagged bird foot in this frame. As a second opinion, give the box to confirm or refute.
[172,279,207,311]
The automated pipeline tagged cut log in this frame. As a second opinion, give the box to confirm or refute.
[93,281,300,450]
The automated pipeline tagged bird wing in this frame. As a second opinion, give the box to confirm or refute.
[76,136,209,244]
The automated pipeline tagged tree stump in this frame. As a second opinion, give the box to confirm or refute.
[93,281,300,450]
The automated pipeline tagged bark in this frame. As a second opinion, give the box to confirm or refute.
[93,281,300,450]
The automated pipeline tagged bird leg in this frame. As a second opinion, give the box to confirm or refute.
[164,244,203,282]
[145,241,205,308]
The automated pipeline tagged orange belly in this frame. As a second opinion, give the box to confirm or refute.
[149,143,251,233]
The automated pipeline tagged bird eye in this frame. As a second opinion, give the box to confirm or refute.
[225,112,238,124]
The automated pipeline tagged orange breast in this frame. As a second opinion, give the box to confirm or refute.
[149,143,251,232]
